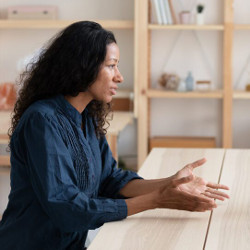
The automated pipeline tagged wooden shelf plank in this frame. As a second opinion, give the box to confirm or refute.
[233,91,250,99]
[234,24,250,30]
[0,20,134,29]
[147,89,224,98]
[148,24,224,30]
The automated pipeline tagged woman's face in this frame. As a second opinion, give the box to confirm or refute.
[87,42,123,103]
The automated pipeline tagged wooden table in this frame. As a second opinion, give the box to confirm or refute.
[89,148,250,250]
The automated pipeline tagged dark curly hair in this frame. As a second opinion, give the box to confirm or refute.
[9,21,116,140]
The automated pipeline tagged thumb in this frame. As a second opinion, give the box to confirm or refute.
[173,174,194,187]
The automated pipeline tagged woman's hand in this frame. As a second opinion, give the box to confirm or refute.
[173,158,230,201]
[125,158,230,215]
[156,174,218,212]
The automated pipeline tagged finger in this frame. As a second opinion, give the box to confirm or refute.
[197,201,217,211]
[180,204,214,212]
[168,202,215,212]
[205,188,230,199]
[172,174,194,187]
[202,192,225,201]
[188,158,207,169]
[183,191,215,204]
[207,182,230,190]
[196,201,217,211]
[168,196,216,212]
[188,200,217,211]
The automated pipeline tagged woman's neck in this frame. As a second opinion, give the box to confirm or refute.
[64,92,93,114]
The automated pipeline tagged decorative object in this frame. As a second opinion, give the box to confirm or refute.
[0,82,17,110]
[179,11,191,24]
[185,71,194,91]
[246,84,250,92]
[196,80,211,91]
[196,4,205,25]
[158,73,179,91]
[177,79,186,92]
[7,5,58,20]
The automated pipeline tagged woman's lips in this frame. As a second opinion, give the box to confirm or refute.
[110,88,117,95]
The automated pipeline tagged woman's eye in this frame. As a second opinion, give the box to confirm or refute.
[108,65,115,69]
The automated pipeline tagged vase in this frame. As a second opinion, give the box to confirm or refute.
[185,71,194,91]
[196,13,204,25]
[179,11,191,24]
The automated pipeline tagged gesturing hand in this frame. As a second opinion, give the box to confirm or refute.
[173,158,230,201]
[157,176,216,211]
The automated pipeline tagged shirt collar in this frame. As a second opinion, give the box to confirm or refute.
[54,94,83,127]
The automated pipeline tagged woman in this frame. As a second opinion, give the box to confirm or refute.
[0,21,229,250]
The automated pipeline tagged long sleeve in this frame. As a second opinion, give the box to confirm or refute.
[98,135,143,198]
[15,111,127,232]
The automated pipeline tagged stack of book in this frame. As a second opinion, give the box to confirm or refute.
[150,0,177,25]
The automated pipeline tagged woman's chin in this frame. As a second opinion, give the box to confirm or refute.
[105,96,113,103]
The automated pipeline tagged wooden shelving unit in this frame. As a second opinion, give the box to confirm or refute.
[0,19,134,29]
[135,0,235,166]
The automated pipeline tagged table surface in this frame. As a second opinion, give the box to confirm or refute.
[89,148,250,250]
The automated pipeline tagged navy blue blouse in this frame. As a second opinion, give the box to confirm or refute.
[0,95,141,250]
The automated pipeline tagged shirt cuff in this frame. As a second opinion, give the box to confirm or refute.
[115,199,128,219]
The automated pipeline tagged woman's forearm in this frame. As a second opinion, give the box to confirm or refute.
[125,191,158,216]
[124,179,217,217]
[119,178,172,198]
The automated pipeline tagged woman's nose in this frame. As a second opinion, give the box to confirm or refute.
[115,69,124,84]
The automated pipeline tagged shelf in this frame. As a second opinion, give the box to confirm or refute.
[0,20,134,29]
[234,24,250,30]
[233,91,250,99]
[148,24,224,31]
[147,89,224,99]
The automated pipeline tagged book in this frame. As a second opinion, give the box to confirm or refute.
[158,0,168,24]
[151,0,163,24]
[164,0,173,24]
[150,0,158,24]
[168,0,177,24]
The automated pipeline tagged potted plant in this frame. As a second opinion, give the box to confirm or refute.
[196,4,205,25]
